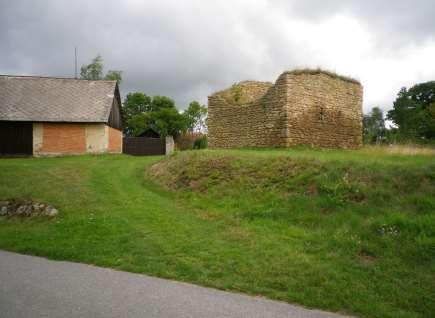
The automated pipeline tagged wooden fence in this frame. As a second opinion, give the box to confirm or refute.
[123,137,167,156]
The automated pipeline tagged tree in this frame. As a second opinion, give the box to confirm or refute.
[80,55,122,84]
[122,92,188,137]
[122,92,152,136]
[104,70,123,83]
[363,107,386,144]
[183,101,207,132]
[149,95,176,112]
[148,107,187,137]
[387,81,435,141]
[126,113,150,137]
[80,55,103,80]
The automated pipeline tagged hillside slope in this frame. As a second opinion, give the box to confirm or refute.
[149,148,435,317]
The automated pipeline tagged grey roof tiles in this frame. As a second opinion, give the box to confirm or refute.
[0,75,118,122]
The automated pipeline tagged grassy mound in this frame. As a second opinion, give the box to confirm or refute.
[149,149,434,215]
[149,148,435,317]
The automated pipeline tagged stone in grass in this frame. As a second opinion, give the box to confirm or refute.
[0,206,8,216]
[16,204,32,216]
[43,206,58,217]
[0,199,58,217]
[32,203,46,212]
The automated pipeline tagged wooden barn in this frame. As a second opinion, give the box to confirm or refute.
[0,75,122,156]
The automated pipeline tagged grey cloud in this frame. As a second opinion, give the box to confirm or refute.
[0,0,434,112]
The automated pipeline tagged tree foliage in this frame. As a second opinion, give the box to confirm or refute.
[122,92,188,137]
[104,70,123,83]
[150,95,177,112]
[363,107,386,144]
[387,81,435,141]
[80,55,103,80]
[80,55,122,84]
[148,107,187,137]
[183,101,207,132]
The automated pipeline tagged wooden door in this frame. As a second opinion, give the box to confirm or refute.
[0,121,33,155]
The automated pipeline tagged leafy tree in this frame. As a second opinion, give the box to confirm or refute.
[80,54,122,84]
[149,95,176,112]
[122,92,187,137]
[104,70,123,83]
[363,107,386,144]
[121,93,149,136]
[148,107,187,137]
[183,101,207,132]
[123,93,151,119]
[387,82,435,141]
[80,55,103,80]
[127,113,150,137]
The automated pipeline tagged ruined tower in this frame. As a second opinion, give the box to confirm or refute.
[207,69,363,149]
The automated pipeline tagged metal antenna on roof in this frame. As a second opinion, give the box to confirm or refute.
[74,47,78,78]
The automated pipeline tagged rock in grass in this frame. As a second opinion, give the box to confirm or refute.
[43,206,58,216]
[0,206,8,216]
[0,199,58,217]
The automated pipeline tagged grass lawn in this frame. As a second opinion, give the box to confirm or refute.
[0,147,434,317]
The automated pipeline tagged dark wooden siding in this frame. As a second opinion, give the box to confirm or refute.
[108,85,122,130]
[108,99,122,130]
[0,121,33,155]
[123,137,165,156]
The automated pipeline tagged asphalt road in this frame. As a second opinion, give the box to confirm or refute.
[0,250,348,318]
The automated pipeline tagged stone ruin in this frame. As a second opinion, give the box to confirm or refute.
[207,69,363,149]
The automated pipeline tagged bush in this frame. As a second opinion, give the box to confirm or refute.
[193,135,208,149]
[175,132,206,150]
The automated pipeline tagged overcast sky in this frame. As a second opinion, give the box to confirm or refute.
[1,0,434,112]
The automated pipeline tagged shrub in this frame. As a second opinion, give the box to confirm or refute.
[175,132,206,150]
[193,135,208,149]
[231,83,242,103]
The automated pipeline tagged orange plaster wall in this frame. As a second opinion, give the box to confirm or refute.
[108,126,122,153]
[40,123,86,154]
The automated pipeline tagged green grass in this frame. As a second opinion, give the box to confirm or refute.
[284,68,361,85]
[0,147,434,317]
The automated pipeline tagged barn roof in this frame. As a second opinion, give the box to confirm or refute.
[0,75,119,123]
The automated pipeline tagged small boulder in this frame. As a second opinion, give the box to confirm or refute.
[0,206,8,216]
[43,206,58,217]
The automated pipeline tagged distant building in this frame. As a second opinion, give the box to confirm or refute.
[208,69,363,149]
[0,75,122,156]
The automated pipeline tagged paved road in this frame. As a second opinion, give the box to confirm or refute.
[0,250,348,318]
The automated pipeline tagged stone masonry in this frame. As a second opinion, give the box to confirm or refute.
[207,69,363,149]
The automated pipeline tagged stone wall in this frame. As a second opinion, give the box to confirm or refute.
[208,70,363,149]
